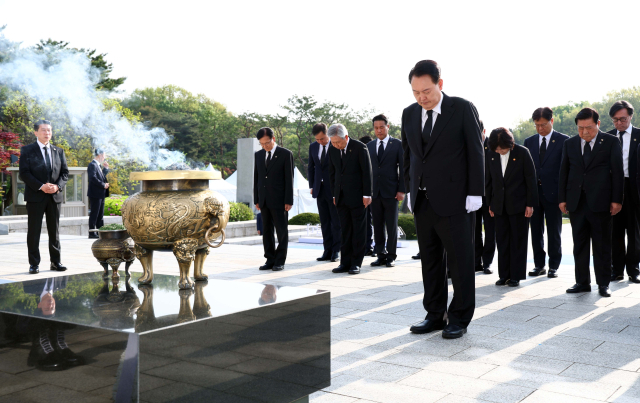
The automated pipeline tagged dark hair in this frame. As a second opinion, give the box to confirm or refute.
[488,127,515,152]
[532,107,553,121]
[479,119,484,133]
[34,119,51,131]
[312,123,327,136]
[94,148,105,156]
[574,108,599,125]
[256,127,274,140]
[372,114,388,125]
[359,136,372,144]
[408,60,441,84]
[609,100,634,118]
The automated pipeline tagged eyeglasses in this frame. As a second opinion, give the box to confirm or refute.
[534,122,549,129]
[612,117,630,124]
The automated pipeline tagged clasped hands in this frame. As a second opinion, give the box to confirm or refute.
[559,202,621,216]
[488,206,534,218]
[41,183,58,194]
[255,203,292,212]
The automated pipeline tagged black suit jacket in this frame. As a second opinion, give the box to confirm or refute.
[367,137,405,198]
[485,145,538,215]
[23,277,68,296]
[87,160,110,199]
[253,146,294,208]
[559,132,624,213]
[18,142,69,203]
[329,138,372,208]
[524,130,569,204]
[401,93,484,216]
[307,141,334,199]
[609,126,640,205]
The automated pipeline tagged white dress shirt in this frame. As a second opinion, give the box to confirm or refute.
[421,94,443,131]
[40,278,54,300]
[37,140,53,167]
[316,142,328,184]
[538,129,553,148]
[265,144,277,162]
[581,136,597,154]
[376,135,389,154]
[617,126,631,177]
[500,150,511,176]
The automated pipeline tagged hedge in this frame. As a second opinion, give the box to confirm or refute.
[104,195,128,216]
[398,214,417,240]
[229,202,254,222]
[289,212,320,225]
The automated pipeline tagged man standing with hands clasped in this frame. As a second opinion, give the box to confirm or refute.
[402,60,484,339]
[559,108,623,297]
[87,148,110,239]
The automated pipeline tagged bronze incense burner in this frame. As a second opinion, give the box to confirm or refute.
[121,170,230,289]
[90,229,135,279]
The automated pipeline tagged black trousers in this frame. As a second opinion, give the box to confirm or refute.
[474,204,496,269]
[569,194,612,287]
[316,183,341,255]
[414,192,475,327]
[371,197,399,260]
[88,197,105,230]
[612,178,640,277]
[365,205,374,251]
[495,212,530,281]
[531,185,563,270]
[337,200,367,268]
[260,200,289,266]
[26,196,61,266]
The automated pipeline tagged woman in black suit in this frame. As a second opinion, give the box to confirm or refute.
[486,128,538,286]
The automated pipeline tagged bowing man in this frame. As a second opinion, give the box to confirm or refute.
[485,128,538,287]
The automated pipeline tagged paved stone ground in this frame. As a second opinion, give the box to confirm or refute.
[2,226,640,403]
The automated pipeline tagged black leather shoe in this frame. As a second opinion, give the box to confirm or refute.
[495,278,508,286]
[259,265,273,271]
[529,267,546,276]
[272,265,284,271]
[28,330,65,371]
[316,254,332,261]
[547,268,558,278]
[348,266,360,275]
[364,250,374,256]
[53,329,84,367]
[88,233,99,239]
[442,324,467,339]
[371,252,377,257]
[386,259,396,267]
[50,263,67,272]
[611,273,624,281]
[566,284,591,293]
[29,265,39,274]
[630,276,640,284]
[370,258,387,267]
[330,252,340,262]
[507,279,520,287]
[412,253,421,260]
[409,319,445,334]
[598,286,611,297]
[475,266,484,272]
[332,265,349,273]
[483,267,493,274]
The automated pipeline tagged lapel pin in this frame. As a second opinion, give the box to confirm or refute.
[492,158,494,160]
[513,158,516,161]
[552,140,555,143]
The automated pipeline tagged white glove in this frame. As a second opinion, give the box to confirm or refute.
[465,195,482,213]
[407,193,412,213]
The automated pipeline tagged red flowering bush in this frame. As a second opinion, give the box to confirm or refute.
[0,131,21,174]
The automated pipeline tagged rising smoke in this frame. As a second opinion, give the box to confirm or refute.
[0,32,187,169]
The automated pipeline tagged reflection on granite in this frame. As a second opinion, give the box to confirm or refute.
[0,272,330,402]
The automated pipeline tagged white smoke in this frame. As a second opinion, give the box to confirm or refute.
[0,33,186,169]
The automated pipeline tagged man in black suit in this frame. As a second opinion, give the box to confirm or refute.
[328,124,373,275]
[402,60,484,339]
[359,136,376,257]
[524,107,569,279]
[19,120,69,275]
[367,114,405,267]
[609,101,640,283]
[475,121,495,275]
[486,128,538,287]
[253,127,294,271]
[308,123,340,262]
[559,108,624,297]
[87,148,110,239]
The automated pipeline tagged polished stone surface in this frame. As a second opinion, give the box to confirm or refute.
[0,272,330,402]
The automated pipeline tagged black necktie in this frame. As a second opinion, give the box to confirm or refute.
[539,137,547,164]
[378,141,384,163]
[44,146,52,180]
[583,141,592,165]
[422,110,433,143]
[321,145,326,165]
[266,150,272,167]
[618,131,625,149]
[341,149,345,159]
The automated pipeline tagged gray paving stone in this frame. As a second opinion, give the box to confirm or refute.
[324,374,447,403]
[451,347,573,374]
[310,391,360,403]
[379,351,497,378]
[559,363,640,387]
[520,389,602,403]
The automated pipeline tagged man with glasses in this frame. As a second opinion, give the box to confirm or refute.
[253,127,294,272]
[559,108,623,297]
[608,101,640,283]
[524,107,569,279]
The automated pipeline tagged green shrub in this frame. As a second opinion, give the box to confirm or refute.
[99,223,126,230]
[104,195,128,216]
[229,202,254,222]
[288,212,320,225]
[398,214,417,240]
